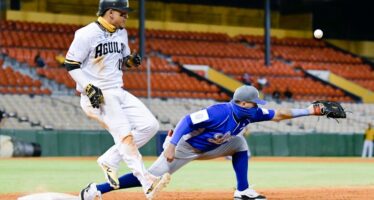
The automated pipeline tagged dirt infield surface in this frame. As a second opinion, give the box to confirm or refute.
[2,157,374,200]
[3,187,374,200]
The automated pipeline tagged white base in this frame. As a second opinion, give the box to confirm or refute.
[18,192,78,200]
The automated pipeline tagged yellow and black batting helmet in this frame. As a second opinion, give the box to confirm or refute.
[97,0,133,16]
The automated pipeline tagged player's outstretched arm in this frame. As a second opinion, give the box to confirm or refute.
[271,100,346,121]
[271,104,319,122]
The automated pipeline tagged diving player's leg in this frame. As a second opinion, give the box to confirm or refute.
[198,136,248,159]
[230,138,266,200]
[197,136,250,191]
[232,151,249,191]
[198,136,266,200]
[96,171,142,195]
[94,152,172,196]
[96,139,197,196]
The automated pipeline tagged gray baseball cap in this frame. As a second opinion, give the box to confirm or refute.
[233,85,266,105]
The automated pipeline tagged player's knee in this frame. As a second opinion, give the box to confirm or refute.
[135,116,159,136]
[121,134,134,145]
[147,117,160,135]
[231,136,245,145]
[230,137,248,151]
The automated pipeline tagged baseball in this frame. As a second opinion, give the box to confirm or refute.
[314,29,323,39]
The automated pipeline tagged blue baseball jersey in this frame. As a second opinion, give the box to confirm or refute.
[170,102,275,152]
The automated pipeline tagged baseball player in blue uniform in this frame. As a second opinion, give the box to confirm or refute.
[80,85,326,200]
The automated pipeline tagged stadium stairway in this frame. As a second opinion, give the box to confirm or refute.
[306,70,374,103]
[181,63,243,93]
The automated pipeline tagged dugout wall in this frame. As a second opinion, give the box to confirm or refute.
[0,130,364,157]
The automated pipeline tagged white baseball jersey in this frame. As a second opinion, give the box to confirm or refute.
[66,22,131,92]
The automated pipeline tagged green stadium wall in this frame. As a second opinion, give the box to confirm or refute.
[0,130,364,157]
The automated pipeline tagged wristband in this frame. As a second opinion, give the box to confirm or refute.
[291,109,310,117]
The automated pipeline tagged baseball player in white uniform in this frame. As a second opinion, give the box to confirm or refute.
[64,0,170,199]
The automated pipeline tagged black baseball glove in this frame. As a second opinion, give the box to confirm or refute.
[312,100,346,118]
[85,84,104,108]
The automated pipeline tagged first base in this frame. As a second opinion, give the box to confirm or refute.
[18,192,78,200]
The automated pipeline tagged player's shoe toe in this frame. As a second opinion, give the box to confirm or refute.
[233,187,266,200]
[79,183,102,200]
[145,173,171,200]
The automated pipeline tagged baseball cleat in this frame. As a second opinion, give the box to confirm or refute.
[145,173,171,200]
[79,183,102,200]
[98,162,120,189]
[234,187,266,200]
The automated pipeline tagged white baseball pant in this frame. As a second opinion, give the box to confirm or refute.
[80,87,159,191]
[149,136,249,176]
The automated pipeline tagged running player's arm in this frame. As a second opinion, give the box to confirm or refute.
[64,30,91,89]
[65,60,90,89]
[121,30,141,68]
[65,31,104,108]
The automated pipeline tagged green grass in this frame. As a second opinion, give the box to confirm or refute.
[0,158,374,193]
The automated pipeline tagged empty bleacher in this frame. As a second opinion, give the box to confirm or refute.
[0,94,368,133]
[0,64,51,95]
[0,94,101,130]
[0,20,227,101]
[2,20,374,132]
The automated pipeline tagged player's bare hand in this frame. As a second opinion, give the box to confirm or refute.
[308,101,325,116]
[164,143,176,163]
[85,83,104,109]
[307,104,319,115]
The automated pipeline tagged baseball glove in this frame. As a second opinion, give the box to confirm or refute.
[312,100,346,118]
[124,53,142,68]
[85,83,104,109]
